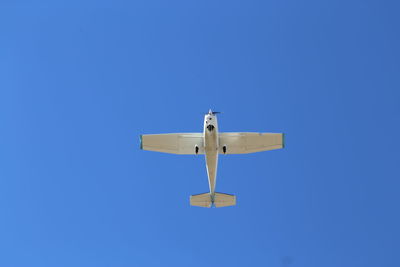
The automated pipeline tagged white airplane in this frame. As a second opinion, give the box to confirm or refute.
[140,110,284,208]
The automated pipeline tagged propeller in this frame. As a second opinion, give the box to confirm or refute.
[207,109,221,115]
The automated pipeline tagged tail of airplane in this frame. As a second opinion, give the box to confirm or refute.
[190,192,236,208]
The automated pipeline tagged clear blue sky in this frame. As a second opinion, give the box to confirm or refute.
[1,1,399,266]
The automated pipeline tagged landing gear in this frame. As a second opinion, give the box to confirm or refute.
[222,145,227,154]
[195,145,199,155]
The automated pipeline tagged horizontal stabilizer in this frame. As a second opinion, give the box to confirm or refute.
[190,193,212,208]
[190,192,236,208]
[213,192,236,207]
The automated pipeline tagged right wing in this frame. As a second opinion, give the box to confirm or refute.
[140,133,204,155]
[219,132,284,154]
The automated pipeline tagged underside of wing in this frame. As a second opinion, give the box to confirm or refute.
[140,133,204,154]
[219,132,284,154]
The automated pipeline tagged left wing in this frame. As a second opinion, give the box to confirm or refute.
[219,132,284,154]
[140,133,204,154]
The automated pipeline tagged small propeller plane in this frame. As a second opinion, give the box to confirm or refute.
[140,110,284,208]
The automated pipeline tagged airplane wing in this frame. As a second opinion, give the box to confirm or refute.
[140,133,204,154]
[219,132,284,154]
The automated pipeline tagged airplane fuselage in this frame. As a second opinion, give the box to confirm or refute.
[204,113,219,196]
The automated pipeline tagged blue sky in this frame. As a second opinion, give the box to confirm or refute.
[1,1,399,266]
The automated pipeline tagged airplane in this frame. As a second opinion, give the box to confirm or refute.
[140,109,284,208]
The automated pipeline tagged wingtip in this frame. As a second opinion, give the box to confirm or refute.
[139,135,143,149]
[282,133,285,148]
